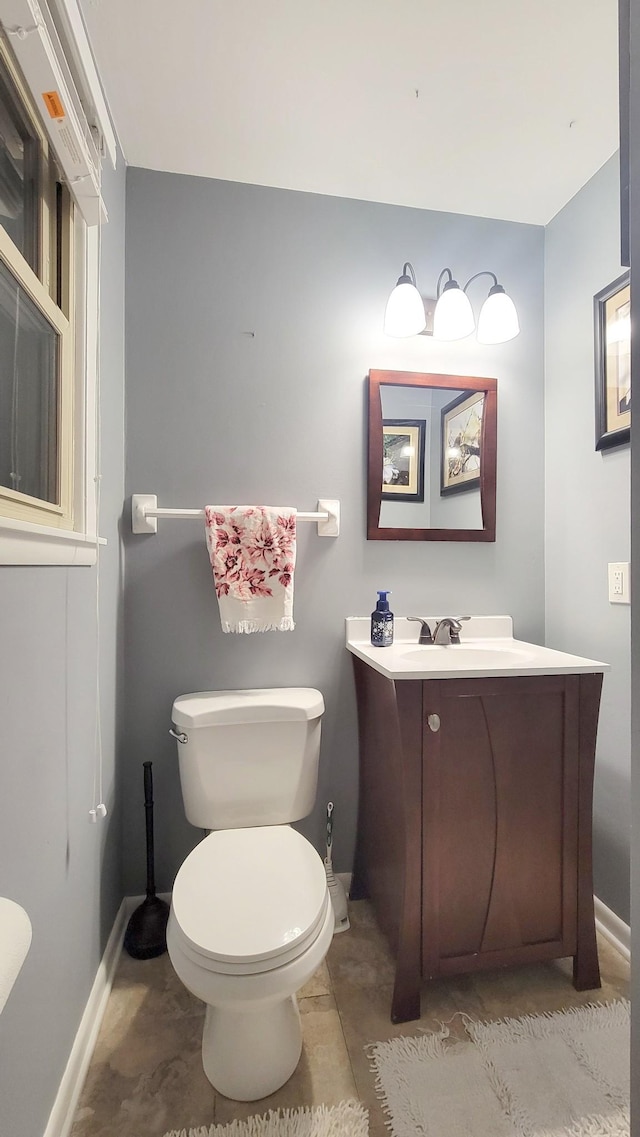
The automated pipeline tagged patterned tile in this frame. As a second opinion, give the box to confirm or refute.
[70,902,630,1137]
[70,954,213,1137]
[297,960,332,1000]
[325,899,396,990]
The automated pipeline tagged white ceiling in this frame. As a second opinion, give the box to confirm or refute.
[80,0,620,225]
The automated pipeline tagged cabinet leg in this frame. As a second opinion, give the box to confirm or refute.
[573,922,601,991]
[390,968,421,1024]
[573,952,601,991]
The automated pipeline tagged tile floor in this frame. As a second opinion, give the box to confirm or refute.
[70,901,630,1137]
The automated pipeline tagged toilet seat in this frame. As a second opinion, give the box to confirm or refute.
[171,826,329,976]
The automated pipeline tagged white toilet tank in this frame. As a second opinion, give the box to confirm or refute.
[171,688,324,829]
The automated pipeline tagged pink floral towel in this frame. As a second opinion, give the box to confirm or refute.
[204,506,297,633]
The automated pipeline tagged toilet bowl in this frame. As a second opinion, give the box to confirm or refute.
[168,825,332,1100]
[166,691,333,1102]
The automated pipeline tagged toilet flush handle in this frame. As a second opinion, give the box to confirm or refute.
[169,727,188,744]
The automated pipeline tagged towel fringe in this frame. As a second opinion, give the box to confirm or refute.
[220,618,296,634]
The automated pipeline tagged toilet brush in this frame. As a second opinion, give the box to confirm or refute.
[324,801,350,933]
[123,762,170,959]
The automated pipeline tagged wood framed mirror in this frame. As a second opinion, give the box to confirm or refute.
[367,369,497,541]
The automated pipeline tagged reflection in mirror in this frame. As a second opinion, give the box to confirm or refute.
[380,385,483,530]
[368,370,497,542]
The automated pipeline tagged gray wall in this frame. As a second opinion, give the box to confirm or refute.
[124,166,545,891]
[0,156,126,1137]
[544,154,631,922]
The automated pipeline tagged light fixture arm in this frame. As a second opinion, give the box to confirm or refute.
[463,270,499,294]
[399,262,417,286]
[436,267,454,297]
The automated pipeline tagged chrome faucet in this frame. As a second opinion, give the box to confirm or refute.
[407,617,434,644]
[432,616,470,645]
[407,615,470,645]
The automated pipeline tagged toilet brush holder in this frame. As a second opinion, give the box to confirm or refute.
[324,802,350,933]
[124,762,170,959]
[324,859,350,933]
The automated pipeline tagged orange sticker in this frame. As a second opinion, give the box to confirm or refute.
[42,91,65,119]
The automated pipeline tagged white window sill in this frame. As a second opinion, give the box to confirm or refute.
[0,517,107,566]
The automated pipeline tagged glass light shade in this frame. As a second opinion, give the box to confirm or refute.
[384,281,426,337]
[432,285,475,341]
[477,287,520,344]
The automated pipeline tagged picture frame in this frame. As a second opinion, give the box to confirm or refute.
[441,390,484,496]
[381,419,426,502]
[594,271,631,451]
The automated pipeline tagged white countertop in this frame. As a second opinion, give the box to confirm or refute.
[345,616,609,681]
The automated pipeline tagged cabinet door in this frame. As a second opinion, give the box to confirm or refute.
[422,676,579,977]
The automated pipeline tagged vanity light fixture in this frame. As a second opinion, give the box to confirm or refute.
[384,264,520,344]
[468,271,520,344]
[432,269,475,341]
[383,262,427,337]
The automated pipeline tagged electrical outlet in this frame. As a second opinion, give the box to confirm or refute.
[608,562,631,605]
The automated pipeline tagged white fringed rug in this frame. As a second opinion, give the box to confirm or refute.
[370,1000,630,1137]
[163,1101,369,1137]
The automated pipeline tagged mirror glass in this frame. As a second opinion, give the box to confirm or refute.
[367,370,497,542]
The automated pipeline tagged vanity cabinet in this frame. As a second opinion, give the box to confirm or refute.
[351,660,603,1023]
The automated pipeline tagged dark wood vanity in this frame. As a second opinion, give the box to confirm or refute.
[351,658,604,1023]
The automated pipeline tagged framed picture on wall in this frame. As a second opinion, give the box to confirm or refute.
[441,390,484,496]
[381,419,426,502]
[594,271,631,451]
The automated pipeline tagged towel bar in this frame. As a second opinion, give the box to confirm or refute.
[131,495,340,537]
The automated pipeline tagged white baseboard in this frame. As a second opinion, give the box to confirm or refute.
[594,895,631,963]
[42,893,172,1137]
[42,897,129,1137]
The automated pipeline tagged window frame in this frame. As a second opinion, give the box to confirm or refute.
[0,32,103,565]
[0,225,74,529]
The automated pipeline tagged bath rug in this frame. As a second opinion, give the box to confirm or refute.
[163,1100,369,1137]
[370,999,630,1137]
[204,505,296,633]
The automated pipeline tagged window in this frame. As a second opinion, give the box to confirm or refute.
[0,38,76,535]
[0,0,116,565]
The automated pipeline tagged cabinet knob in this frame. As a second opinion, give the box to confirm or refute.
[427,713,440,732]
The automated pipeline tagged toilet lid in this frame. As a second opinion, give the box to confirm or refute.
[171,827,328,966]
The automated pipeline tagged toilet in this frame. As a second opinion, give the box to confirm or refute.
[166,688,334,1101]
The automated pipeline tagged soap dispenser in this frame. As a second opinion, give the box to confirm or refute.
[371,590,394,647]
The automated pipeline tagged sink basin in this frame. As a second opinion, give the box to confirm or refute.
[345,615,609,681]
[399,644,535,668]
